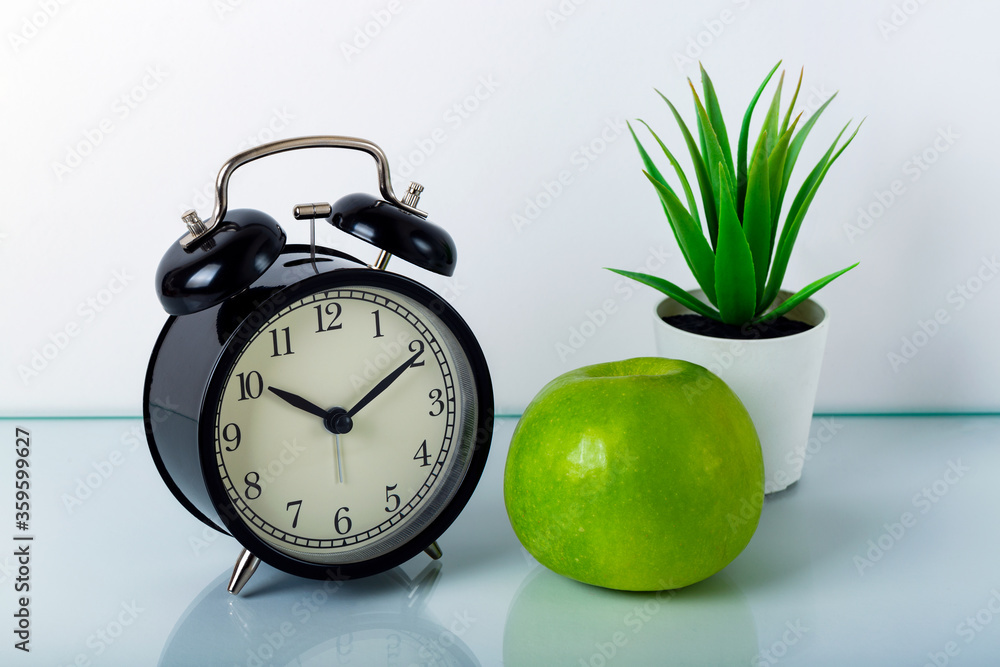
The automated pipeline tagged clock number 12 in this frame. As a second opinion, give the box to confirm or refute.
[315,303,344,333]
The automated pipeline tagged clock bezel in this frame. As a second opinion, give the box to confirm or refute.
[198,268,494,580]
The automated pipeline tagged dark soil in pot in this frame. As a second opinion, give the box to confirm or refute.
[665,314,814,340]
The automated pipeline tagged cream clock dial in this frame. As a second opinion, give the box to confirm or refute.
[214,285,475,565]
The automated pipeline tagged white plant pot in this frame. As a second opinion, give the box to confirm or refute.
[653,290,829,494]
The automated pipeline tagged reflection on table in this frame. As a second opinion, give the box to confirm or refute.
[159,560,479,666]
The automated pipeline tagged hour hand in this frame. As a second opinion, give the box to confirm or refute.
[267,386,328,419]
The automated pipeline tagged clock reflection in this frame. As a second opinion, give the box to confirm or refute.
[159,561,479,666]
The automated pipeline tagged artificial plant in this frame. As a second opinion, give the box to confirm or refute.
[610,61,861,326]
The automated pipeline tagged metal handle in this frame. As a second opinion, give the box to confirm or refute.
[179,135,426,248]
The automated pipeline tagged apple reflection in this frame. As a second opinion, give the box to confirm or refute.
[159,561,479,666]
[503,565,757,666]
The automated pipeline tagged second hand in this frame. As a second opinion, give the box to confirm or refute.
[334,432,344,483]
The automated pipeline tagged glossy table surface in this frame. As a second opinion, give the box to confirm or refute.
[3,415,1000,666]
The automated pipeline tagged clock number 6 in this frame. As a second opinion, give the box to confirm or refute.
[335,506,352,535]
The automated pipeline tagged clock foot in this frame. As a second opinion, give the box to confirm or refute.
[423,541,442,560]
[227,548,261,595]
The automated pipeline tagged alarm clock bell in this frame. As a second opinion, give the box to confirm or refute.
[154,136,456,316]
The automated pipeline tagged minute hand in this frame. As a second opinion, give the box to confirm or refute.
[346,349,423,418]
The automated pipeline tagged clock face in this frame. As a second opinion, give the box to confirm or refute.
[209,279,482,567]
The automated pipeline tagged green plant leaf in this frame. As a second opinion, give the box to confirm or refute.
[696,106,709,187]
[761,70,785,157]
[700,64,734,176]
[779,68,803,137]
[778,91,838,214]
[718,156,737,219]
[760,120,862,312]
[628,121,677,230]
[606,269,722,321]
[736,61,782,219]
[758,134,840,314]
[643,171,718,305]
[656,90,719,248]
[766,115,800,245]
[784,122,849,238]
[743,132,772,307]
[689,81,734,221]
[754,262,858,323]
[634,121,700,227]
[627,121,671,194]
[713,164,756,324]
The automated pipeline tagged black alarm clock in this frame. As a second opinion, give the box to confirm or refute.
[143,136,493,595]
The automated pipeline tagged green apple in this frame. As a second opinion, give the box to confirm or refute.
[503,357,763,591]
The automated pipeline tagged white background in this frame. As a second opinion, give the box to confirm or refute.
[0,0,996,416]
